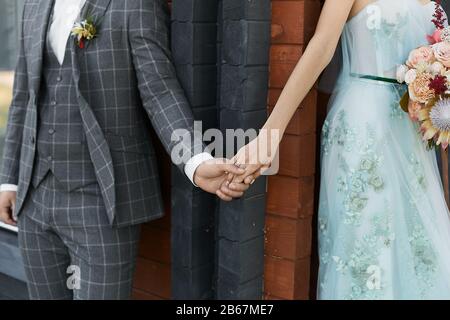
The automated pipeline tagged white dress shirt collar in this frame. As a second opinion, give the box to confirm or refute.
[48,0,87,65]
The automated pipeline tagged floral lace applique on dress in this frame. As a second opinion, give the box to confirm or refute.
[331,201,395,300]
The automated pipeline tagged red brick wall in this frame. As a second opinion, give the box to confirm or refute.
[264,0,321,300]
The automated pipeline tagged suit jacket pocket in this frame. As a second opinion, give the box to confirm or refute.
[105,133,155,155]
[107,133,161,224]
[106,133,159,192]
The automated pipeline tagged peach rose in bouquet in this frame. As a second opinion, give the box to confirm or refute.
[408,73,435,104]
[406,46,436,68]
[433,41,450,68]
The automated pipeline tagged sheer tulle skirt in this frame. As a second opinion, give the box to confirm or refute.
[318,79,450,300]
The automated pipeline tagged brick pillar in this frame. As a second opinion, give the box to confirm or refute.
[216,0,271,300]
[171,0,219,299]
[264,0,321,300]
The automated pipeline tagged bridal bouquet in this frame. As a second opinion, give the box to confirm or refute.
[396,1,450,150]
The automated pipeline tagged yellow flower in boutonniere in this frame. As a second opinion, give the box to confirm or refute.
[71,16,98,49]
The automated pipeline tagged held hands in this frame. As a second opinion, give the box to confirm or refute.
[194,158,255,201]
[0,191,17,226]
[196,132,281,202]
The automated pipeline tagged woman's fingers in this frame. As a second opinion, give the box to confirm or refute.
[218,162,245,176]
[244,175,256,185]
[231,141,274,186]
[235,162,269,185]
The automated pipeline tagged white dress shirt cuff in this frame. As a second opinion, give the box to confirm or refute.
[0,184,18,192]
[184,152,214,187]
[0,184,17,192]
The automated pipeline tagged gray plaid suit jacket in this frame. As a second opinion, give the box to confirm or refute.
[0,0,200,227]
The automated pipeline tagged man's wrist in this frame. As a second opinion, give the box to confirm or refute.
[184,153,214,187]
[0,184,18,192]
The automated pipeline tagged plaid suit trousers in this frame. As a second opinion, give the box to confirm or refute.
[18,172,141,300]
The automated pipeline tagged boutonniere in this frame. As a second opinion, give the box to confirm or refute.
[71,14,100,49]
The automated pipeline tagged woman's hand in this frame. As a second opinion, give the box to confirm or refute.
[230,131,281,184]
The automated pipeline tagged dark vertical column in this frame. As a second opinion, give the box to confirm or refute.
[216,0,271,300]
[170,0,219,299]
[442,1,450,17]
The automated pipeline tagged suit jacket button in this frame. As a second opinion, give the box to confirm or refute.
[47,156,53,162]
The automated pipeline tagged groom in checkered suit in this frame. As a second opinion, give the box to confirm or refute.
[0,0,249,300]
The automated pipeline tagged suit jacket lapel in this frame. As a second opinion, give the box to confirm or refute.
[70,0,112,86]
[69,0,116,223]
[79,0,112,20]
[30,0,54,96]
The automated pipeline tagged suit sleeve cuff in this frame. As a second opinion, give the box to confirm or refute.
[0,184,18,192]
[184,152,214,187]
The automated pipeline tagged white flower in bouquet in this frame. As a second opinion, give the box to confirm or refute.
[430,61,445,75]
[415,62,431,74]
[396,64,409,83]
[441,26,450,43]
[404,69,417,85]
[443,70,450,86]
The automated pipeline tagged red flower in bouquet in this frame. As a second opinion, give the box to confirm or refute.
[428,0,448,43]
[432,0,447,30]
[429,75,448,95]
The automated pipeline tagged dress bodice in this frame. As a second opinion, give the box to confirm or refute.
[340,0,438,79]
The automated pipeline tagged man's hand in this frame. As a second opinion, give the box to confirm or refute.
[194,159,253,201]
[0,191,17,226]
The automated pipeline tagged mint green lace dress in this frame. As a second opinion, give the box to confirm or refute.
[318,0,450,300]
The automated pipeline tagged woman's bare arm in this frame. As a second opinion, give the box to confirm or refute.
[228,0,357,185]
[263,0,355,135]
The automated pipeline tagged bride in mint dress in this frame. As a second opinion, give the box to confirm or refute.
[230,0,450,299]
[318,0,450,300]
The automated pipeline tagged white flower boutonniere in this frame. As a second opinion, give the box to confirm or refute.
[71,15,100,49]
